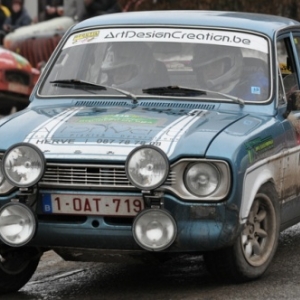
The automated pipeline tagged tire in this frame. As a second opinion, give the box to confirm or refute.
[0,247,41,294]
[204,182,280,282]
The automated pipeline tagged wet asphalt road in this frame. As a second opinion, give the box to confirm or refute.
[2,223,300,300]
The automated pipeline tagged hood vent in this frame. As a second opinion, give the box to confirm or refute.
[140,101,216,110]
[74,100,216,110]
[74,100,130,107]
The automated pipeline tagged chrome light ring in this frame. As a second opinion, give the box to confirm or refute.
[1,143,45,188]
[125,145,169,190]
[184,162,221,197]
[133,208,177,251]
[0,202,37,247]
[0,155,14,195]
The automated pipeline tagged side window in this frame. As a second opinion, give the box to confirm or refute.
[277,39,299,100]
[293,36,300,61]
[278,72,285,106]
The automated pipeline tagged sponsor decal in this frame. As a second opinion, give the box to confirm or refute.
[24,108,82,143]
[245,136,274,163]
[72,30,100,44]
[63,28,268,53]
[24,107,206,159]
[77,114,158,124]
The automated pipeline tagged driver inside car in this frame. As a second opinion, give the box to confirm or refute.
[100,42,160,91]
[192,44,269,101]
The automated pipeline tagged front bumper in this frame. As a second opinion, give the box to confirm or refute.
[16,193,241,253]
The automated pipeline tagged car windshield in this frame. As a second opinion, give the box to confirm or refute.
[39,27,270,102]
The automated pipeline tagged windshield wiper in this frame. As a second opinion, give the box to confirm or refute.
[207,89,245,106]
[143,85,206,97]
[142,85,244,106]
[50,79,138,104]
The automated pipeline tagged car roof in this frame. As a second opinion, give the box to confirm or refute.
[73,10,300,39]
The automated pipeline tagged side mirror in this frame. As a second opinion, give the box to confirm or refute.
[284,90,300,118]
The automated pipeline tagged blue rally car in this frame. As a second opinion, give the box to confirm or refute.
[2,10,300,292]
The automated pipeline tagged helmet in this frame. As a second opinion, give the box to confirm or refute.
[193,44,244,92]
[101,42,156,90]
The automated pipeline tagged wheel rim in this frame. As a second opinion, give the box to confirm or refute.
[241,193,277,267]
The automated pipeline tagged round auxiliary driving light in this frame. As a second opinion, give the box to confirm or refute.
[133,209,177,251]
[0,203,37,247]
[126,146,169,190]
[2,143,45,188]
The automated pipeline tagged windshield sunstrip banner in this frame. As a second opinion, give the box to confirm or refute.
[63,28,268,53]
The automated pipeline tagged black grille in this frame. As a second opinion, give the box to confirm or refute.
[39,163,175,189]
[5,70,30,85]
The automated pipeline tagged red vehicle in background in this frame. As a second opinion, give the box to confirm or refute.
[0,46,39,115]
[3,17,76,69]
[0,17,73,115]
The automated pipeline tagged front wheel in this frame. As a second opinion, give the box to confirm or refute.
[0,246,41,294]
[204,183,280,282]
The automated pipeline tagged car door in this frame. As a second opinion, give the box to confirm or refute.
[277,30,300,225]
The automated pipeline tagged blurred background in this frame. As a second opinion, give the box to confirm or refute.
[21,0,300,21]
[118,0,300,20]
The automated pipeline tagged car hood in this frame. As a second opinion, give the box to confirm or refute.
[0,105,250,160]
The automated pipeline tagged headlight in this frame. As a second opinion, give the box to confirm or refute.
[133,209,177,251]
[185,162,220,197]
[0,203,37,247]
[126,146,169,190]
[2,143,45,188]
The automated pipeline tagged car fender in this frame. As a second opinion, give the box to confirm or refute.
[240,152,283,223]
